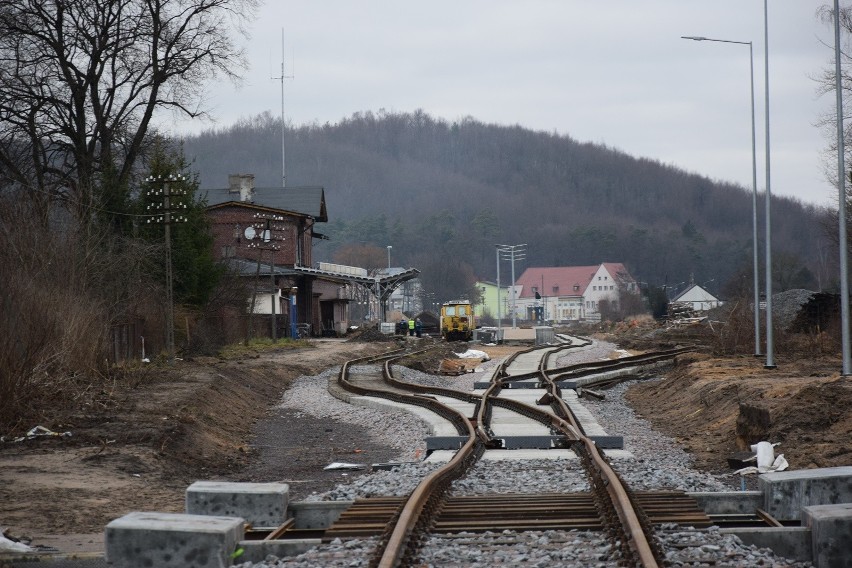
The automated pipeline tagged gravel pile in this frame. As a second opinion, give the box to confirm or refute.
[772,288,816,330]
[238,338,810,567]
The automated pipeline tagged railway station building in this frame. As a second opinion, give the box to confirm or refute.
[204,174,418,337]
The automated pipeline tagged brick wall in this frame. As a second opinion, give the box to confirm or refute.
[207,205,304,265]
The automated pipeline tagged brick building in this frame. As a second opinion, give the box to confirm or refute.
[204,174,338,336]
[204,174,419,336]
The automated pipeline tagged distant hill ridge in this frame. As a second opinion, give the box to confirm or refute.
[183,109,828,296]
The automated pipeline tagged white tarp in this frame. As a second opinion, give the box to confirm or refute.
[734,441,789,475]
[457,350,490,361]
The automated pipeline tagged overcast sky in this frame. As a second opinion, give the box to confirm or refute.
[167,1,843,207]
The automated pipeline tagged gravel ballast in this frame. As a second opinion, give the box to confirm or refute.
[234,339,812,567]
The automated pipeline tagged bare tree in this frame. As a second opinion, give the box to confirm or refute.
[0,0,257,225]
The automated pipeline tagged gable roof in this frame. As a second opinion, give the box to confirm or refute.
[514,263,637,299]
[203,185,328,222]
[205,200,311,220]
[672,284,719,303]
[515,266,599,299]
[600,262,635,286]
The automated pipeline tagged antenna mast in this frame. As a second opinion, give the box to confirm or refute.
[272,28,294,188]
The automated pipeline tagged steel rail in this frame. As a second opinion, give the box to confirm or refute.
[340,341,672,567]
[335,347,485,567]
[483,339,664,566]
[500,346,693,383]
[537,351,663,566]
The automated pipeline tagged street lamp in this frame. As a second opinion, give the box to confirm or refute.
[681,35,762,358]
[762,0,776,369]
[833,0,852,376]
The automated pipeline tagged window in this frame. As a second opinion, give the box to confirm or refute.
[552,286,559,294]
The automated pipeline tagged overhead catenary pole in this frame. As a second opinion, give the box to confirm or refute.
[834,0,851,376]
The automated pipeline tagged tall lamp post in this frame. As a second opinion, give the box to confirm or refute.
[387,245,392,269]
[762,0,776,369]
[681,35,762,358]
[833,0,851,376]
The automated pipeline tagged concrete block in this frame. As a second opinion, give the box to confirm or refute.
[186,481,289,529]
[719,527,812,563]
[802,503,852,568]
[105,511,244,568]
[760,466,852,521]
[287,501,351,530]
[534,326,555,345]
[690,491,763,515]
[237,539,322,563]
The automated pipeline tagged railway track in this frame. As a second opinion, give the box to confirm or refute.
[327,338,694,567]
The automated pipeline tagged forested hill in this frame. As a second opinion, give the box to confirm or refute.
[182,109,829,298]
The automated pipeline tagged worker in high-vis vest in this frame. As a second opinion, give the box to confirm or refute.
[408,317,415,336]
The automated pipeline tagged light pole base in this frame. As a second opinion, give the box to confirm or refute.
[763,364,777,370]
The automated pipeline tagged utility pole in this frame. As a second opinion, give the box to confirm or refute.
[145,174,188,361]
[495,246,501,333]
[245,214,286,342]
[497,244,527,328]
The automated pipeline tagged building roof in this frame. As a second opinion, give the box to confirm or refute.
[515,266,599,299]
[203,186,328,222]
[600,262,634,286]
[672,284,720,303]
[515,263,636,299]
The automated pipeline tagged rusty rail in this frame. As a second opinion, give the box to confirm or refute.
[336,340,677,567]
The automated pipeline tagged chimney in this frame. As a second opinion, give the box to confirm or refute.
[228,174,255,202]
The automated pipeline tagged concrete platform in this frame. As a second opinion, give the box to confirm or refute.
[186,481,289,529]
[104,512,244,568]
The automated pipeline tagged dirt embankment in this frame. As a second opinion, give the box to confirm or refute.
[626,353,852,473]
[0,340,394,553]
